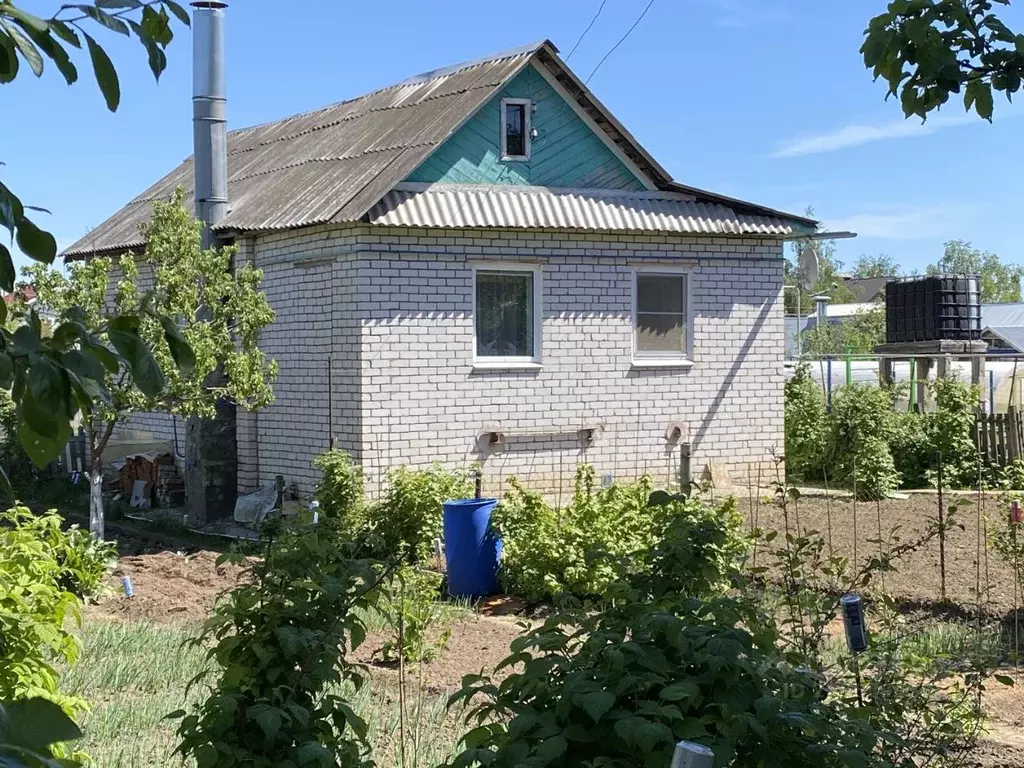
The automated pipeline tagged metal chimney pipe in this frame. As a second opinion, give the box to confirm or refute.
[192,1,227,248]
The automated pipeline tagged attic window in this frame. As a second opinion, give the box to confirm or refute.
[501,98,531,160]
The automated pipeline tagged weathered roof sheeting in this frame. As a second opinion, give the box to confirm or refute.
[985,326,1024,353]
[64,40,816,259]
[64,45,536,257]
[368,184,804,236]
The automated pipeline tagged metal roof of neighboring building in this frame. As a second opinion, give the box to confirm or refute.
[63,40,817,259]
[982,303,1024,328]
[984,326,1024,353]
[368,184,804,235]
[841,277,890,303]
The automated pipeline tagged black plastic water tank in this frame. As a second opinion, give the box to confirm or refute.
[884,274,981,343]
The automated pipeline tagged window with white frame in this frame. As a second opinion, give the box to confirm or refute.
[474,265,540,362]
[500,98,531,160]
[633,270,690,359]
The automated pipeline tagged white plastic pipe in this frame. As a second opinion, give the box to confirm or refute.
[671,741,714,768]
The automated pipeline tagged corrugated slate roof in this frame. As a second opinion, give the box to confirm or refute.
[64,40,816,259]
[368,184,802,235]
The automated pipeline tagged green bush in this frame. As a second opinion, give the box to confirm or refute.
[889,410,931,489]
[173,523,383,768]
[927,376,980,488]
[784,362,827,480]
[365,464,473,564]
[492,466,660,602]
[313,449,365,538]
[376,565,451,665]
[0,506,90,764]
[826,383,900,499]
[447,596,875,768]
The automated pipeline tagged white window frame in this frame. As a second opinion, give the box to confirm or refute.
[499,98,532,161]
[631,267,693,367]
[472,262,543,369]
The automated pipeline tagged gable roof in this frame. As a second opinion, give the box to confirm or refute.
[64,40,816,259]
[984,326,1024,353]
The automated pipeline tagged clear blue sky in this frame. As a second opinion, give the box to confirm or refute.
[6,0,1023,276]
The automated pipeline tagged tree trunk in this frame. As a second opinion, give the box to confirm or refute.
[88,420,118,540]
[89,464,104,540]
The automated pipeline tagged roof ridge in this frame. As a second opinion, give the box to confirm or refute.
[229,40,551,140]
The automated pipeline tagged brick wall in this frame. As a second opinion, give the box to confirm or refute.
[245,225,784,497]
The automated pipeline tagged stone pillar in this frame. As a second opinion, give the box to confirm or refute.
[185,396,238,526]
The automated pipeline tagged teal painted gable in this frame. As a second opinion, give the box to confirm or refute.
[405,64,648,190]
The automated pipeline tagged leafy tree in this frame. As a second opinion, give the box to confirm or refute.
[0,1,192,470]
[802,305,886,356]
[26,190,277,538]
[852,253,900,279]
[926,238,1023,302]
[784,208,857,314]
[863,0,1023,120]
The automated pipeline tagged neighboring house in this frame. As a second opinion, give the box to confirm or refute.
[981,303,1024,354]
[64,40,815,498]
[784,302,879,359]
[840,276,890,304]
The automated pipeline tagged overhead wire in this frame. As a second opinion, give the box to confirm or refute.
[585,0,657,84]
[566,0,608,61]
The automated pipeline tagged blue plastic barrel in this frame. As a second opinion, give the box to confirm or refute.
[442,498,502,598]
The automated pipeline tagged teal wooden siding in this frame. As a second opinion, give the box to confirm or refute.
[405,65,647,189]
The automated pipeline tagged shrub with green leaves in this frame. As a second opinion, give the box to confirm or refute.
[927,375,981,489]
[0,507,90,764]
[364,464,473,564]
[447,596,877,768]
[889,409,931,489]
[784,362,827,480]
[492,466,659,602]
[313,449,365,538]
[825,383,900,499]
[173,521,385,768]
[376,565,452,665]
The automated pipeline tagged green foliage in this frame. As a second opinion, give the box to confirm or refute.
[863,1,1022,120]
[0,697,83,768]
[851,253,900,280]
[784,362,827,480]
[491,466,660,602]
[826,383,900,499]
[54,526,117,599]
[927,239,1023,304]
[801,305,885,356]
[0,390,31,485]
[0,1,191,468]
[172,522,385,768]
[926,376,980,488]
[889,409,931,489]
[364,464,473,564]
[0,507,88,764]
[313,449,365,538]
[376,566,451,665]
[447,598,876,767]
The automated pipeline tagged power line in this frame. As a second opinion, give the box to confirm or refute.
[566,0,608,62]
[585,0,657,85]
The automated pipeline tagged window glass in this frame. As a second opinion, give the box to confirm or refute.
[476,270,535,357]
[635,274,687,355]
[504,103,526,157]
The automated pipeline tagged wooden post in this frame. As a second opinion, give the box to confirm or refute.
[878,357,894,387]
[972,356,988,413]
[1010,406,1022,464]
[916,357,934,412]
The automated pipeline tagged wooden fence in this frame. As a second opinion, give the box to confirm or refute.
[975,408,1024,467]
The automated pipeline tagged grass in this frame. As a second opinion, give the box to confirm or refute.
[65,615,468,767]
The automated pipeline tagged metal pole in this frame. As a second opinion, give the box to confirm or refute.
[192,1,228,247]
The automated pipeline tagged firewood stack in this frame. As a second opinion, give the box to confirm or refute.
[117,454,182,507]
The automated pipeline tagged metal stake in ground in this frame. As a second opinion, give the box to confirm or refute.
[823,466,834,559]
[852,455,858,572]
[841,593,869,708]
[937,451,947,604]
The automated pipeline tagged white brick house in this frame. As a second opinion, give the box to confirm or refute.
[65,41,813,506]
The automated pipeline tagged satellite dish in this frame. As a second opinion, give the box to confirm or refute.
[797,246,820,290]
